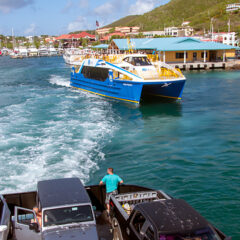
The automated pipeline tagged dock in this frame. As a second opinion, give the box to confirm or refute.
[169,60,240,70]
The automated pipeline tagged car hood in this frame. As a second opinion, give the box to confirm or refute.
[42,224,98,240]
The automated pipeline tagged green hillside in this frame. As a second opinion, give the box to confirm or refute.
[106,0,240,33]
[105,15,139,28]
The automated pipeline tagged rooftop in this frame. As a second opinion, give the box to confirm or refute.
[111,37,238,51]
[136,199,209,235]
[37,178,91,209]
[55,32,95,40]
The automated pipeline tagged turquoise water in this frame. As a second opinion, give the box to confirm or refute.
[0,56,239,238]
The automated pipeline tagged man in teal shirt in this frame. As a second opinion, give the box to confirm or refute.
[100,168,123,213]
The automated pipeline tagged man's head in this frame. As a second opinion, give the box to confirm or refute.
[107,168,113,174]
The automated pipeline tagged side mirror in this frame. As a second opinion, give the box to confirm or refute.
[29,222,39,232]
[0,225,8,232]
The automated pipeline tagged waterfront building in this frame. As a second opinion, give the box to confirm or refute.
[109,37,238,63]
[55,32,96,48]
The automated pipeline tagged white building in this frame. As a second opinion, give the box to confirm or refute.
[115,26,140,34]
[226,3,240,12]
[213,32,238,46]
[142,31,165,37]
[164,26,194,37]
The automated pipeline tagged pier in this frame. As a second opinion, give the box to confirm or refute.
[169,60,240,70]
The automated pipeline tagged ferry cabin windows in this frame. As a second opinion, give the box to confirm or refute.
[81,66,109,81]
[123,57,152,66]
[176,52,188,59]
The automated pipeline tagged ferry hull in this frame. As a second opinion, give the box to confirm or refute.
[70,73,143,104]
[141,80,186,100]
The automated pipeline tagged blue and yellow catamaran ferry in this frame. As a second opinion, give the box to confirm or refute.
[70,54,186,104]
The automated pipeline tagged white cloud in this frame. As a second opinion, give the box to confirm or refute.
[129,0,158,15]
[94,2,114,16]
[24,23,36,35]
[0,0,34,13]
[67,16,90,32]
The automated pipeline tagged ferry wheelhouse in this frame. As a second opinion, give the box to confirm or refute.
[70,54,186,104]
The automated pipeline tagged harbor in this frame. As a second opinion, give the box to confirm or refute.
[0,56,239,238]
[0,0,240,239]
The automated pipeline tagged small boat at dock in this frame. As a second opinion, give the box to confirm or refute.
[70,54,186,103]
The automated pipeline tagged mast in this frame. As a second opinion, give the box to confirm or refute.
[12,28,16,49]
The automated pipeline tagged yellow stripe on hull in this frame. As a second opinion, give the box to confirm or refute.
[72,86,139,104]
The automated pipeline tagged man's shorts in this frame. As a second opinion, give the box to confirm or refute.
[105,190,118,204]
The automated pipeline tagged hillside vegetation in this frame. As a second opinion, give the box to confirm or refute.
[105,15,139,28]
[106,0,240,33]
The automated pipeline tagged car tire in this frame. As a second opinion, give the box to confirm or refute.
[112,218,123,240]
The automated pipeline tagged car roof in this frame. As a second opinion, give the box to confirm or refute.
[135,199,209,235]
[37,178,91,209]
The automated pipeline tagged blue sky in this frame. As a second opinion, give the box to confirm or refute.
[0,0,169,36]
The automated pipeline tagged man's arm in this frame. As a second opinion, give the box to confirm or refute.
[118,176,123,184]
[99,176,106,185]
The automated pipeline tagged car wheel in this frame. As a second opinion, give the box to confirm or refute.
[112,218,123,240]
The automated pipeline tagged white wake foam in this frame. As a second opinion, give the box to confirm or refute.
[0,88,119,193]
[49,74,70,87]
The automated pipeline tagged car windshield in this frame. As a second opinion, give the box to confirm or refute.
[158,227,221,240]
[43,205,94,227]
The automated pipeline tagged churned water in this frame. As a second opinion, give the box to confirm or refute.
[0,56,239,238]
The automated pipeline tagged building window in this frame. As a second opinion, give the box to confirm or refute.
[201,52,208,58]
[176,52,187,59]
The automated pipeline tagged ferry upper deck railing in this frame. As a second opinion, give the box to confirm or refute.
[72,53,184,80]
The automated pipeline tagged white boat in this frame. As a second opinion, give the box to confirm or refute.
[28,46,39,57]
[63,48,85,65]
[38,46,49,56]
[48,46,58,56]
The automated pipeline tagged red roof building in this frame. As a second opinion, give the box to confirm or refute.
[55,32,95,40]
